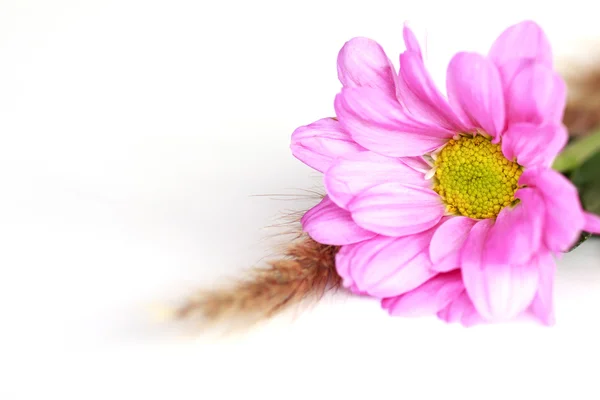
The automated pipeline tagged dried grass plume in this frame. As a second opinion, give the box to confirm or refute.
[172,192,342,329]
[563,62,600,136]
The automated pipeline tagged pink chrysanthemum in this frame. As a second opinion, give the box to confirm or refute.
[291,21,600,326]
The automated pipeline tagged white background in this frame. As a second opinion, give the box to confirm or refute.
[1,0,600,398]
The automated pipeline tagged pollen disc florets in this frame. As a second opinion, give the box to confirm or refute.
[433,135,523,219]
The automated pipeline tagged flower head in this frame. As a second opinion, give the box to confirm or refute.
[291,21,600,325]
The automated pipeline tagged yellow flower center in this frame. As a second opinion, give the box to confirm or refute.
[433,135,523,219]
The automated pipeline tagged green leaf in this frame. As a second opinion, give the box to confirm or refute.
[564,147,600,252]
[553,131,600,252]
[553,129,600,172]
[571,150,600,185]
[564,146,600,252]
[570,151,600,216]
[581,185,600,216]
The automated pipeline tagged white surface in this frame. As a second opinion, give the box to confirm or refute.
[1,0,600,398]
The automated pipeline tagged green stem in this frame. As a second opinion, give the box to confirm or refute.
[553,129,600,172]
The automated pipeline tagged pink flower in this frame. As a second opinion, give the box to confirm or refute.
[291,21,600,326]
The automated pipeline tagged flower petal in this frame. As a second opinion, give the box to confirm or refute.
[519,167,586,252]
[381,270,464,317]
[584,212,600,234]
[347,182,445,237]
[506,63,566,126]
[334,87,452,157]
[399,156,432,173]
[501,122,568,168]
[324,151,427,209]
[437,291,486,327]
[446,52,506,137]
[461,219,540,320]
[488,20,552,90]
[529,250,556,326]
[335,240,361,288]
[429,216,477,272]
[402,23,423,56]
[337,37,397,96]
[483,188,544,266]
[348,283,368,296]
[301,196,376,245]
[290,118,365,172]
[398,50,466,131]
[335,232,437,298]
